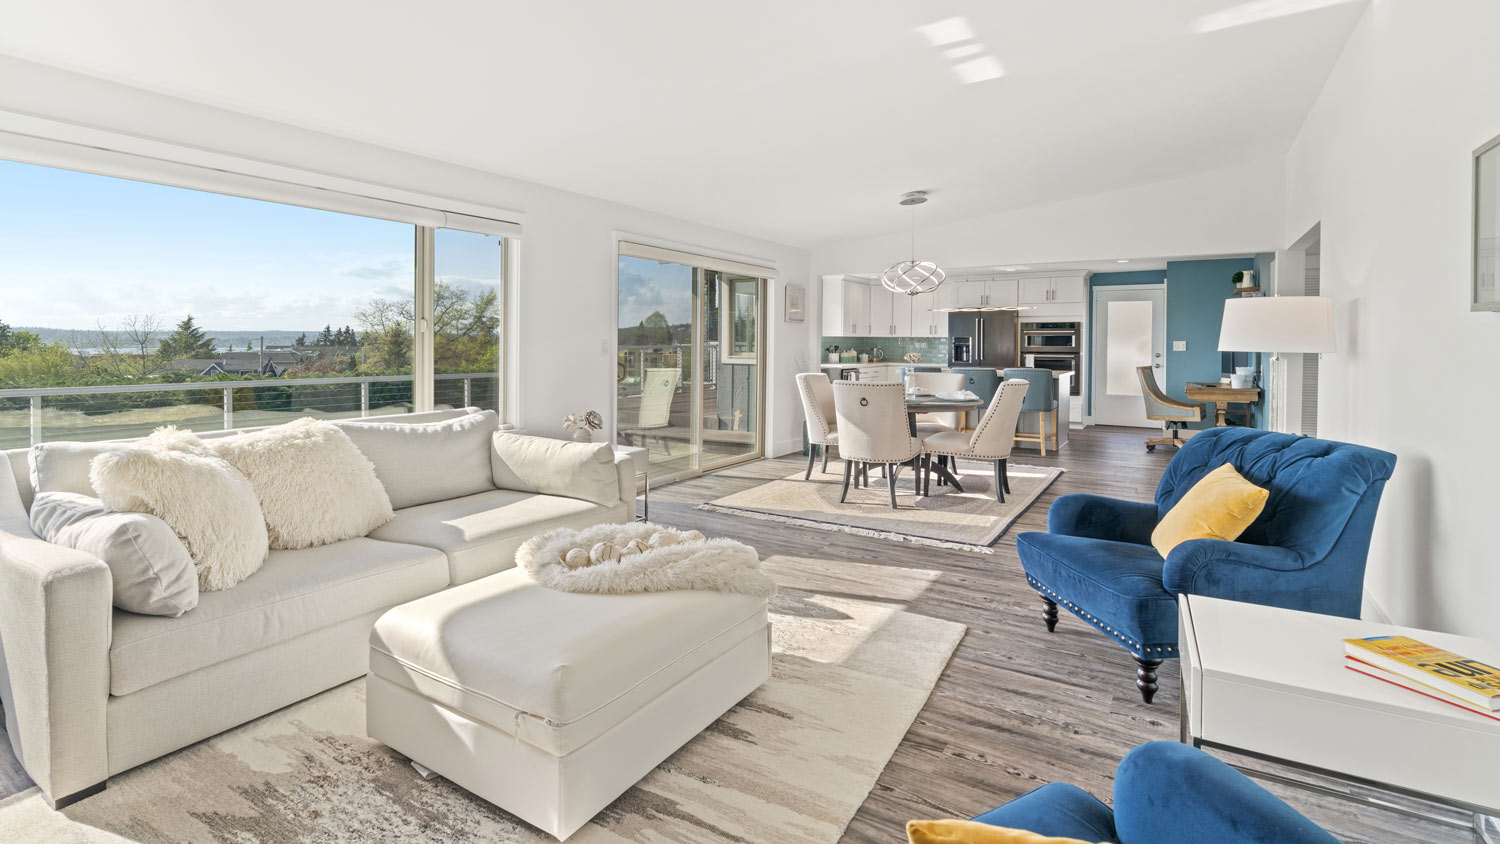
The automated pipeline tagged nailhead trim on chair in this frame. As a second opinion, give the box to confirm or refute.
[1026,575,1177,657]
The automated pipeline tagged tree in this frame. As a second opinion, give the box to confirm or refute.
[316,325,336,346]
[92,314,164,378]
[356,299,412,373]
[244,341,254,352]
[156,315,217,362]
[0,318,11,352]
[636,311,672,346]
[294,332,308,347]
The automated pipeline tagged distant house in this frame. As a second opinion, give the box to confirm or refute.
[166,350,308,377]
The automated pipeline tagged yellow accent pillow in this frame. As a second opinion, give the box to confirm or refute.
[906,819,1103,844]
[1151,462,1269,558]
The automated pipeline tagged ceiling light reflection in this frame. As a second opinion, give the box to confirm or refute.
[915,16,976,47]
[1193,0,1362,34]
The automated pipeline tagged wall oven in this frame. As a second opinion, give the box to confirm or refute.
[1021,321,1080,353]
[1025,353,1082,396]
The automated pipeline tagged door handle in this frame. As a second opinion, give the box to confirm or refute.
[1153,363,1162,369]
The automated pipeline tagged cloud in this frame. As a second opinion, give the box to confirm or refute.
[345,258,409,280]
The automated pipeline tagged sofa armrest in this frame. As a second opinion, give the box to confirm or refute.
[0,454,112,805]
[613,452,637,516]
[1047,493,1158,546]
[1115,742,1341,844]
[1162,538,1312,606]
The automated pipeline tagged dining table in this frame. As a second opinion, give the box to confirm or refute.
[904,393,985,493]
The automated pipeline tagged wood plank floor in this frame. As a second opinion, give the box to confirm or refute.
[0,426,1472,841]
[654,426,1469,844]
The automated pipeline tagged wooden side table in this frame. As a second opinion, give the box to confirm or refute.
[1184,382,1262,427]
[1180,594,1500,841]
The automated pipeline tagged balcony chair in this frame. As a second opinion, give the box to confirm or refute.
[1137,365,1204,452]
[796,372,838,480]
[919,378,1027,502]
[956,741,1338,844]
[1016,427,1396,703]
[632,366,680,455]
[1002,367,1059,456]
[831,381,924,509]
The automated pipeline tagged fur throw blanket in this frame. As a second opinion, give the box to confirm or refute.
[517,522,776,598]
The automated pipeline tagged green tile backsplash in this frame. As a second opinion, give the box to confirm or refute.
[821,336,949,364]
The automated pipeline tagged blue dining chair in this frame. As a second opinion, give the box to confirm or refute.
[1002,367,1058,455]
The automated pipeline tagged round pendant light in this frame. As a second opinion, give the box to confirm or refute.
[880,191,946,296]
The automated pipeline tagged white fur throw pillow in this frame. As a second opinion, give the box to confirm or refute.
[517,522,776,598]
[90,426,269,591]
[209,418,393,549]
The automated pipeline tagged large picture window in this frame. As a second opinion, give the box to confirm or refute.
[0,158,507,449]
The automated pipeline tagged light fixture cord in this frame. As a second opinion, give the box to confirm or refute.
[910,205,916,263]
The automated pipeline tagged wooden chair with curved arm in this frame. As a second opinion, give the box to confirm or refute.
[1137,365,1204,452]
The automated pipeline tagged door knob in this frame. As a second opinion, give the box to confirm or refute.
[1153,363,1163,369]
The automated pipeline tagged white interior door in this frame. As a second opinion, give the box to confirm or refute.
[1091,286,1166,427]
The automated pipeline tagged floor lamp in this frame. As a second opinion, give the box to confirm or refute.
[1218,296,1336,433]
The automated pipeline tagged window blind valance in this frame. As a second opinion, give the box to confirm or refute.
[618,240,778,279]
[0,127,521,237]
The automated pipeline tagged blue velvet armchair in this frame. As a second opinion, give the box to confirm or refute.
[970,741,1339,844]
[1017,427,1397,703]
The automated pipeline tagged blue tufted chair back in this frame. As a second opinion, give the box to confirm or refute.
[1001,368,1057,412]
[1158,428,1396,614]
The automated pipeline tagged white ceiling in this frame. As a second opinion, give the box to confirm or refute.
[0,0,1367,248]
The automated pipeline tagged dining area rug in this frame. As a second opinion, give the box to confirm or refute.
[699,460,1063,552]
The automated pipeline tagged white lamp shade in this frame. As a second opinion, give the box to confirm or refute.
[1218,296,1337,353]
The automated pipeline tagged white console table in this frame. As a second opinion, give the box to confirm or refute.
[1179,594,1500,841]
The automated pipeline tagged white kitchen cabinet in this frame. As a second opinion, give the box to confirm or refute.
[908,290,942,337]
[954,281,987,309]
[985,278,1019,309]
[869,286,893,336]
[1051,275,1086,304]
[892,292,915,337]
[820,275,844,336]
[844,278,870,335]
[1019,277,1053,305]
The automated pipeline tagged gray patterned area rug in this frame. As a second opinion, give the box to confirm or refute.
[0,558,964,844]
[700,461,1063,552]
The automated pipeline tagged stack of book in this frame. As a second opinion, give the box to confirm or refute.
[1345,636,1500,722]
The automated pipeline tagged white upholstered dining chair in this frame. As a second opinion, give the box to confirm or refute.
[831,381,924,509]
[920,378,1029,502]
[909,371,965,436]
[796,372,839,480]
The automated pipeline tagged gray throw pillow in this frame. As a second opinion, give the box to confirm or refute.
[29,491,199,617]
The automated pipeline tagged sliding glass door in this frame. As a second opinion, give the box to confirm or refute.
[616,253,764,481]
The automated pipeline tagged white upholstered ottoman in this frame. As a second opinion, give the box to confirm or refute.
[366,566,771,840]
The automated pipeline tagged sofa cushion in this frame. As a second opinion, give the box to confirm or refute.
[1016,532,1178,654]
[30,441,113,497]
[369,488,625,584]
[109,536,447,695]
[208,417,394,550]
[336,411,498,509]
[490,432,620,507]
[30,491,199,617]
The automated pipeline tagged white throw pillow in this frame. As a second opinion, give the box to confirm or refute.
[490,432,621,507]
[29,491,199,616]
[209,418,394,549]
[336,410,498,509]
[30,441,113,497]
[90,426,270,591]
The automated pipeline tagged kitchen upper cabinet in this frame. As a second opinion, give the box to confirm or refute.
[1051,275,1085,304]
[892,292,915,337]
[954,281,987,309]
[1018,275,1087,305]
[869,286,894,336]
[909,289,942,336]
[985,278,1019,309]
[1018,277,1053,305]
[844,279,870,334]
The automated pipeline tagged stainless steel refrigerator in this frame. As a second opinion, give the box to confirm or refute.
[948,311,1019,368]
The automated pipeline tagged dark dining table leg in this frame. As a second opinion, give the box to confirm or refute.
[906,413,965,493]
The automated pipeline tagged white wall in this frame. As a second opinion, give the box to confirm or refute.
[1284,0,1500,640]
[0,56,813,459]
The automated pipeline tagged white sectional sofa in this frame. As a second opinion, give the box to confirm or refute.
[0,408,634,808]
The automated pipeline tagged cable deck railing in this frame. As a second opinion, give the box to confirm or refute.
[0,372,498,449]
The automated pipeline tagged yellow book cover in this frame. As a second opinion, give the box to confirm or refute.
[1344,636,1500,710]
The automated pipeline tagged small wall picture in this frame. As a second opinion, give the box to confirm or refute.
[1473,132,1500,310]
[784,282,806,322]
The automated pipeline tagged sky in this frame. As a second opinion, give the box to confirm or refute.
[0,158,501,332]
[618,255,693,329]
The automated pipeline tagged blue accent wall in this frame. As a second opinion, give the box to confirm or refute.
[1164,258,1256,428]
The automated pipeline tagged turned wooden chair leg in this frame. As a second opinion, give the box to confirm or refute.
[838,459,853,503]
[1135,656,1164,704]
[993,459,1005,503]
[805,445,817,480]
[1042,597,1058,632]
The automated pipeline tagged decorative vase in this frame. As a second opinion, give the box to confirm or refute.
[572,429,593,443]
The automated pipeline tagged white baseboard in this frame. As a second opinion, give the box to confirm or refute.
[771,437,803,458]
